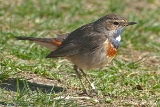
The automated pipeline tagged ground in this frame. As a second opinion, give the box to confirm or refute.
[0,0,160,106]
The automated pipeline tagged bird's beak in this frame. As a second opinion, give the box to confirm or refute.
[127,22,137,25]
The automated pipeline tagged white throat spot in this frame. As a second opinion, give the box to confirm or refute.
[115,35,121,42]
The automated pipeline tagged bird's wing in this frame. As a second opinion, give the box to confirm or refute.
[46,24,107,58]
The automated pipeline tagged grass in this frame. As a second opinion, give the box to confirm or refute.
[0,0,160,106]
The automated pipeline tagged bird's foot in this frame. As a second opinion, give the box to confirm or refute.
[78,89,97,97]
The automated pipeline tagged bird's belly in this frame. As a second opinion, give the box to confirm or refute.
[66,47,114,70]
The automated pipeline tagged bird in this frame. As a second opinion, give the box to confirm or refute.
[16,14,136,95]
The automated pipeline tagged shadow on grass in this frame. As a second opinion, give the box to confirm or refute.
[0,78,65,93]
[0,78,66,106]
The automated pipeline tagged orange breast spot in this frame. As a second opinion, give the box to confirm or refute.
[105,40,117,58]
[52,40,62,46]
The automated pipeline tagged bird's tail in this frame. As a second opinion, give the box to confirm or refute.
[16,34,68,51]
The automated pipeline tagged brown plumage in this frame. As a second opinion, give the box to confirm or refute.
[16,14,136,95]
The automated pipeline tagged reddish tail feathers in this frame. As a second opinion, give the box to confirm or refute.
[16,36,60,50]
[16,34,68,50]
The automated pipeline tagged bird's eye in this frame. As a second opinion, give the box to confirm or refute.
[113,22,119,25]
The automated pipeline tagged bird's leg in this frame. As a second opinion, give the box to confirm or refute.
[74,65,88,94]
[79,69,97,93]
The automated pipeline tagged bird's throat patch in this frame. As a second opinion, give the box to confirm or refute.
[105,40,117,57]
